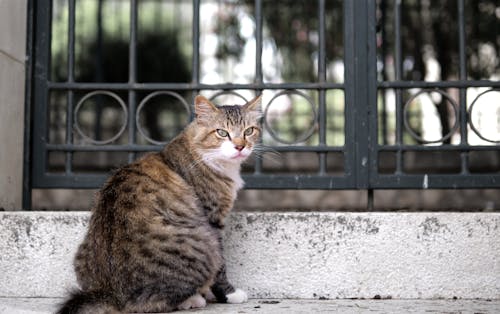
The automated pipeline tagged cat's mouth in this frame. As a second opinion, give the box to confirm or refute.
[230,151,250,160]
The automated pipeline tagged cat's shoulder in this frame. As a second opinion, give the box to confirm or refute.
[101,152,170,189]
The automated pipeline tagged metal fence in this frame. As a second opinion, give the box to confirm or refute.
[26,0,500,209]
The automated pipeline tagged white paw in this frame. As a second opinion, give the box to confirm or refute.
[226,288,248,304]
[177,293,207,310]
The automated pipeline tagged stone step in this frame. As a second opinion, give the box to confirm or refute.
[1,298,500,314]
[0,212,499,300]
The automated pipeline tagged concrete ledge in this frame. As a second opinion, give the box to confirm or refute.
[0,212,499,299]
[1,298,500,314]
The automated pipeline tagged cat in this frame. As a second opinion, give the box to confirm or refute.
[57,94,262,314]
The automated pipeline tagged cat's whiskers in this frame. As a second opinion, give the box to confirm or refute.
[197,149,227,173]
[250,144,282,165]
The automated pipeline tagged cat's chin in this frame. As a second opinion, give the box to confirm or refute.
[229,152,250,161]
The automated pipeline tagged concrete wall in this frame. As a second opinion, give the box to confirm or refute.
[0,0,27,210]
[1,211,498,299]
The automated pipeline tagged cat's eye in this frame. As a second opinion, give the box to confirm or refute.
[216,129,229,137]
[244,127,254,136]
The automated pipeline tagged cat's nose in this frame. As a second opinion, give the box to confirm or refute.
[234,145,245,151]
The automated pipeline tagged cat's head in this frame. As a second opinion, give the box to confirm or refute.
[191,95,262,168]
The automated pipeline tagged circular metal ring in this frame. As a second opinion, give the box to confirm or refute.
[403,89,459,144]
[136,91,191,145]
[263,90,318,144]
[74,90,128,145]
[468,89,500,144]
[209,90,249,104]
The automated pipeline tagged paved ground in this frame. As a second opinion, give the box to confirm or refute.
[0,298,499,314]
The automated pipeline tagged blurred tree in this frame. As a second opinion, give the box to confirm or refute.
[377,0,499,143]
[51,0,498,145]
[53,31,190,143]
[239,0,343,82]
[240,0,497,143]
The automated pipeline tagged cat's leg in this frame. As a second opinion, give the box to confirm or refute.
[177,280,213,309]
[211,264,248,304]
[177,293,207,310]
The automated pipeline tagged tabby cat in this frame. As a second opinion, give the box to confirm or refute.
[57,94,262,314]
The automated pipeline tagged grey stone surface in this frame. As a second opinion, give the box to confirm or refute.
[0,212,499,299]
[224,212,500,299]
[0,0,27,62]
[0,212,87,297]
[0,56,26,210]
[31,188,500,212]
[0,0,27,211]
[1,298,499,314]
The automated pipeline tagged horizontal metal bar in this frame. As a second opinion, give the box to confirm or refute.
[378,80,500,89]
[47,143,499,155]
[264,145,345,153]
[45,144,346,153]
[378,145,500,152]
[50,79,500,91]
[32,173,107,189]
[46,144,161,152]
[372,174,500,189]
[34,171,500,190]
[32,173,354,189]
[47,82,345,91]
[243,174,352,189]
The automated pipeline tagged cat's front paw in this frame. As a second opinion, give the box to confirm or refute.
[226,288,248,304]
[177,293,207,310]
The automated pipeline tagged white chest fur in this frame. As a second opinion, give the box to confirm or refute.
[224,163,244,193]
[202,157,244,199]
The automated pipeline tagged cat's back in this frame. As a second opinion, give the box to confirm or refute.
[75,152,211,290]
[98,152,199,216]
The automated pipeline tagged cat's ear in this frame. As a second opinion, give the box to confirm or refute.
[243,95,263,117]
[194,95,219,123]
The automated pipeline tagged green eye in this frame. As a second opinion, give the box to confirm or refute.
[244,127,254,136]
[216,129,229,137]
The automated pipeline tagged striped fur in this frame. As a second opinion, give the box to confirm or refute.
[57,95,261,314]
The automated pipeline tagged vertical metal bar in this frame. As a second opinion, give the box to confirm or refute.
[394,0,403,174]
[343,0,355,184]
[318,0,327,175]
[380,0,388,145]
[344,0,372,189]
[366,0,379,190]
[192,0,200,85]
[31,0,52,188]
[128,0,138,163]
[354,0,370,189]
[317,0,326,93]
[254,0,263,175]
[65,0,75,175]
[23,0,35,209]
[67,0,75,81]
[255,0,263,84]
[94,0,104,141]
[458,0,469,174]
[189,0,200,124]
[129,1,138,87]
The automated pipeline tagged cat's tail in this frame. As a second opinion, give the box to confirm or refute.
[56,289,120,314]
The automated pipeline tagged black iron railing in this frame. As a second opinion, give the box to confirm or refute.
[26,0,500,209]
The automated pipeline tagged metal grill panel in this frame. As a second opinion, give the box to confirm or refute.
[27,0,500,207]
